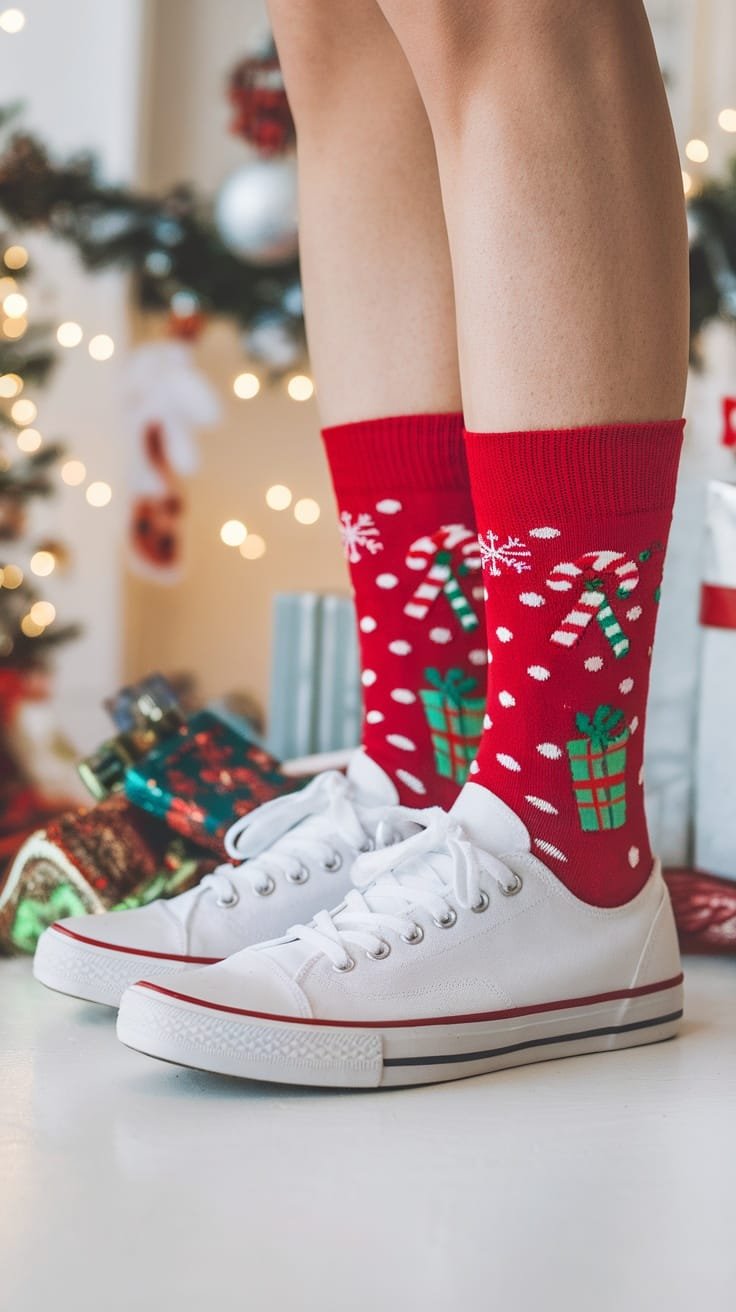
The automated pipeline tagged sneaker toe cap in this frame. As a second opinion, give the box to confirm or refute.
[128,948,311,1021]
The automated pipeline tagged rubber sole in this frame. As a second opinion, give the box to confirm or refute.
[116,977,684,1089]
[33,926,204,1008]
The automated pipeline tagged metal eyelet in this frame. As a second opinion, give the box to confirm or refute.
[500,872,523,897]
[400,923,424,945]
[333,955,355,973]
[286,865,310,885]
[471,891,490,913]
[359,836,374,853]
[322,851,342,873]
[433,906,457,929]
[366,940,391,961]
[216,891,239,909]
[254,876,276,897]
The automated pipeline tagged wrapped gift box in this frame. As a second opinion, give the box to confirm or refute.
[694,479,736,880]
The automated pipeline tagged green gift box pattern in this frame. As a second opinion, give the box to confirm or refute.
[566,703,629,832]
[420,667,485,785]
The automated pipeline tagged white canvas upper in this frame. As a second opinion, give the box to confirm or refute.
[33,752,412,1005]
[117,783,683,1087]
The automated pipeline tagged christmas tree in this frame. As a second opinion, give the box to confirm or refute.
[0,234,78,857]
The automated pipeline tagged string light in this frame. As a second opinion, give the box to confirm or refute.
[21,614,44,638]
[718,108,736,133]
[61,459,86,486]
[1,564,23,588]
[0,9,25,34]
[17,427,41,453]
[3,316,26,338]
[88,333,114,361]
[287,374,315,402]
[57,320,83,348]
[11,397,36,425]
[0,372,23,397]
[220,519,247,547]
[685,138,709,163]
[3,291,27,318]
[30,600,56,627]
[239,533,266,560]
[86,481,112,507]
[682,170,692,195]
[294,497,320,525]
[3,244,28,269]
[0,277,16,297]
[233,372,260,399]
[265,483,292,510]
[30,551,54,577]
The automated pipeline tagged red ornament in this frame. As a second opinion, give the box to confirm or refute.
[227,51,295,156]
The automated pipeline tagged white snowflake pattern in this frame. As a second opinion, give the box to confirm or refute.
[339,511,383,564]
[478,530,532,577]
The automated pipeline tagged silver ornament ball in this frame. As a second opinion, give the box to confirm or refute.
[215,157,298,266]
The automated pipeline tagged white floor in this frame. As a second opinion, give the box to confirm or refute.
[0,955,734,1312]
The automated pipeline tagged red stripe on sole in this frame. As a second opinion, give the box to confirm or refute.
[133,972,684,1030]
[50,921,221,965]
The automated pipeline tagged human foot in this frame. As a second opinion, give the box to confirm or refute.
[116,783,683,1086]
[33,753,410,1008]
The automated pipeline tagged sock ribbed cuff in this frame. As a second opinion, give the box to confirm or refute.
[322,412,467,494]
[464,420,685,521]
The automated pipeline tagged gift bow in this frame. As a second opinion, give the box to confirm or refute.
[574,704,627,751]
[425,667,479,706]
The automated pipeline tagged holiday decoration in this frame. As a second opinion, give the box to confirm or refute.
[0,239,80,885]
[268,592,362,761]
[124,710,302,855]
[214,156,298,266]
[720,395,736,446]
[419,668,485,785]
[404,525,481,631]
[0,793,208,954]
[664,869,736,955]
[566,704,629,832]
[77,673,185,800]
[547,550,640,660]
[125,339,220,578]
[228,43,295,155]
[694,480,736,881]
[0,112,304,366]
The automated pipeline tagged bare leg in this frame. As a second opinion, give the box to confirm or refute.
[374,0,688,429]
[267,0,461,425]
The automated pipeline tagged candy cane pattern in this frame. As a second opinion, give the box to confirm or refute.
[404,525,481,631]
[547,550,639,659]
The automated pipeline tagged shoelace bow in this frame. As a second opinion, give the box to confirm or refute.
[201,770,401,904]
[289,810,521,969]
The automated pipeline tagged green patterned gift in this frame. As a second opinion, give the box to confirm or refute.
[420,667,485,785]
[566,704,629,832]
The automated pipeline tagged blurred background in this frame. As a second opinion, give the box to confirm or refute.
[2,0,736,951]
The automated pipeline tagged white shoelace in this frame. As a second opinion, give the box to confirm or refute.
[200,771,401,905]
[289,808,521,969]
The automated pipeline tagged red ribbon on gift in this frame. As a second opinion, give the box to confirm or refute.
[699,583,736,629]
[721,396,736,447]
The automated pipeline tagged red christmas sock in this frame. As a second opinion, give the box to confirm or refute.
[464,420,684,907]
[323,413,487,808]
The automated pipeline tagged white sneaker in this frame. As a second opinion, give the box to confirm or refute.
[33,753,407,1008]
[116,784,683,1088]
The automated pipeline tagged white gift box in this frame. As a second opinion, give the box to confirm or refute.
[694,479,736,880]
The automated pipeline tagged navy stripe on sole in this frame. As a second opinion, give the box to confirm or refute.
[383,1009,683,1068]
